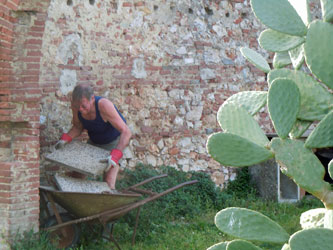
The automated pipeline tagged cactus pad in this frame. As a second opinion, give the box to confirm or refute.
[321,0,333,22]
[305,20,333,90]
[268,78,300,138]
[226,240,262,250]
[268,69,333,121]
[305,111,333,148]
[217,102,269,147]
[300,208,326,229]
[289,228,333,250]
[273,52,292,69]
[240,47,270,73]
[259,29,305,52]
[281,244,291,250]
[207,242,227,250]
[270,138,330,195]
[250,0,307,36]
[207,132,274,167]
[288,44,305,70]
[215,207,289,243]
[223,91,267,116]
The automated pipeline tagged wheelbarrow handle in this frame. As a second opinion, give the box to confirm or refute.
[121,174,168,192]
[42,179,198,232]
[42,179,198,233]
[101,179,198,223]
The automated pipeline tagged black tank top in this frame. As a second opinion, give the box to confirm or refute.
[78,96,126,144]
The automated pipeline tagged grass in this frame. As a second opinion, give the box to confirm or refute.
[11,166,324,249]
[115,196,322,250]
[12,197,322,250]
[43,195,320,250]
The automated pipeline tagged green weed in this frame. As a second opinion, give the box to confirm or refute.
[11,164,323,249]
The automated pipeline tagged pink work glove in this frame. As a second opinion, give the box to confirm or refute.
[55,133,72,150]
[106,149,123,171]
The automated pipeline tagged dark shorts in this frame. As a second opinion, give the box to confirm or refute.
[87,136,120,151]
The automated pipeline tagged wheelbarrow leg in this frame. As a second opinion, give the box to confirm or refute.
[46,192,68,238]
[132,207,141,246]
[40,191,51,218]
[101,222,121,250]
[109,233,122,250]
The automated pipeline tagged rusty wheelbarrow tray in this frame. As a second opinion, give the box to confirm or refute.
[40,174,198,249]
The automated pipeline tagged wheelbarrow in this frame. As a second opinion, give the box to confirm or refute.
[40,174,198,249]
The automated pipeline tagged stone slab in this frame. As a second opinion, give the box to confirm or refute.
[54,174,119,194]
[45,140,109,177]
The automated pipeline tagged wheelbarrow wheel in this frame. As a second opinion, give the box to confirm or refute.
[43,213,81,249]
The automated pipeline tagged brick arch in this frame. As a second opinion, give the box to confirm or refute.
[0,0,51,246]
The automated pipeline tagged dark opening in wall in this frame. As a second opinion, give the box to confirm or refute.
[67,0,73,6]
[315,148,333,184]
[154,5,158,11]
[205,7,213,15]
[188,8,193,14]
[89,0,95,5]
[225,12,230,17]
[241,12,247,18]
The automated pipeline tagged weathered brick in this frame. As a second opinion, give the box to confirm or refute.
[0,5,10,15]
[122,2,132,7]
[5,0,17,10]
[134,1,145,7]
[0,52,11,60]
[27,51,43,57]
[9,0,20,6]
[0,191,11,198]
[0,184,10,191]
[27,63,40,69]
[30,26,45,32]
[0,18,13,29]
[20,56,41,63]
[0,197,11,204]
[0,61,11,68]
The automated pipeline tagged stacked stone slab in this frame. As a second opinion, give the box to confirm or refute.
[45,140,117,193]
[45,140,109,177]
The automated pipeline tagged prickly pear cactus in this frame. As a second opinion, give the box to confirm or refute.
[215,207,289,243]
[207,0,333,249]
[289,228,333,250]
[226,239,262,250]
[267,78,300,138]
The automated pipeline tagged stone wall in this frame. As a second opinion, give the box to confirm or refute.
[39,0,272,188]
